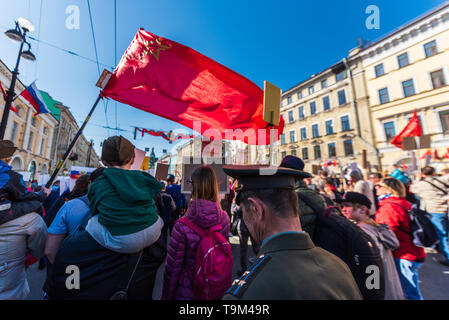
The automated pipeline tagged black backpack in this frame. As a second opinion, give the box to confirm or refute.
[391,203,439,248]
[297,193,385,300]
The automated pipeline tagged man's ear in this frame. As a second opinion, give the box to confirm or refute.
[246,197,265,221]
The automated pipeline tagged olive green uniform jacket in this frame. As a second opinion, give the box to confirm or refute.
[222,232,362,300]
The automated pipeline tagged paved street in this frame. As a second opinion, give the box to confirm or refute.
[25,236,449,300]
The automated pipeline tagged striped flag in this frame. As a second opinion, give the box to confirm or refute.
[20,82,50,115]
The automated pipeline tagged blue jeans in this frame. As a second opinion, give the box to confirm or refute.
[394,258,423,300]
[429,212,449,262]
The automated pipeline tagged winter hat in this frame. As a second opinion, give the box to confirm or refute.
[101,136,135,166]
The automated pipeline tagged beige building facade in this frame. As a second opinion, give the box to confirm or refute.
[279,55,379,175]
[52,102,100,171]
[356,3,449,172]
[0,60,58,180]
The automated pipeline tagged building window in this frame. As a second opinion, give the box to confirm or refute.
[439,110,449,133]
[291,149,297,157]
[335,70,347,82]
[287,96,292,104]
[302,147,309,160]
[310,102,317,115]
[321,79,328,89]
[378,87,390,104]
[338,89,347,105]
[323,96,331,111]
[28,132,34,151]
[397,52,409,68]
[298,106,305,120]
[43,126,48,135]
[383,121,396,142]
[312,124,319,138]
[288,110,294,123]
[424,40,438,58]
[289,130,296,143]
[280,133,286,145]
[325,120,334,135]
[341,115,351,131]
[10,121,18,144]
[344,139,354,156]
[15,105,21,117]
[314,145,321,160]
[40,138,45,155]
[300,127,307,140]
[431,69,446,89]
[308,86,315,95]
[374,63,385,77]
[297,91,303,99]
[402,79,415,97]
[281,151,287,159]
[31,117,37,127]
[328,142,336,158]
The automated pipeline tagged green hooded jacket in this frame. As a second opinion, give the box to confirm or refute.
[88,168,162,236]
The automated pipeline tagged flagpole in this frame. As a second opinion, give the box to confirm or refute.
[45,95,102,188]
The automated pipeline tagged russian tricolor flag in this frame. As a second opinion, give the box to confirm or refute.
[20,82,50,116]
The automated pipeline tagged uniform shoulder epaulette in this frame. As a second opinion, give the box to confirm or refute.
[225,253,271,298]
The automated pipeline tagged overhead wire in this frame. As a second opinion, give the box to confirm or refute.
[114,0,118,136]
[34,0,43,79]
[26,35,113,69]
[0,12,118,137]
[87,0,111,136]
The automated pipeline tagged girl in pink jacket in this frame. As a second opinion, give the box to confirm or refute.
[161,166,230,300]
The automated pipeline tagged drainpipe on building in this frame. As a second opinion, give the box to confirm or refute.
[342,57,382,170]
[52,114,61,173]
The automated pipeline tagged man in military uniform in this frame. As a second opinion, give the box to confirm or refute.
[221,165,362,300]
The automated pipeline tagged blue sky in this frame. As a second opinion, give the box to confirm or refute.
[0,0,446,158]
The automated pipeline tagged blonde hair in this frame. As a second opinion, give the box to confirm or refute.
[382,177,406,198]
[191,165,220,203]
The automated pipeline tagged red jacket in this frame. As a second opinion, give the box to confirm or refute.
[375,196,425,262]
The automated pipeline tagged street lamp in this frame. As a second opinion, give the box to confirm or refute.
[0,18,36,139]
[149,147,158,170]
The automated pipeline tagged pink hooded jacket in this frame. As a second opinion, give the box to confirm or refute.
[161,199,230,300]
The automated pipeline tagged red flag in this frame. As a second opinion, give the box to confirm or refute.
[101,29,283,145]
[390,110,422,149]
[401,161,409,170]
[444,148,449,159]
[0,83,17,113]
[420,150,432,159]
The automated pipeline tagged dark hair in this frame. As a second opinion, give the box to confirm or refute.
[71,174,90,197]
[369,172,382,179]
[239,188,299,219]
[321,171,328,177]
[191,165,219,203]
[422,166,435,176]
[90,167,105,182]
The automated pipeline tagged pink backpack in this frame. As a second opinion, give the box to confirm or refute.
[178,216,233,300]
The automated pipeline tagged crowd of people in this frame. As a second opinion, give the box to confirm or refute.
[0,136,448,300]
